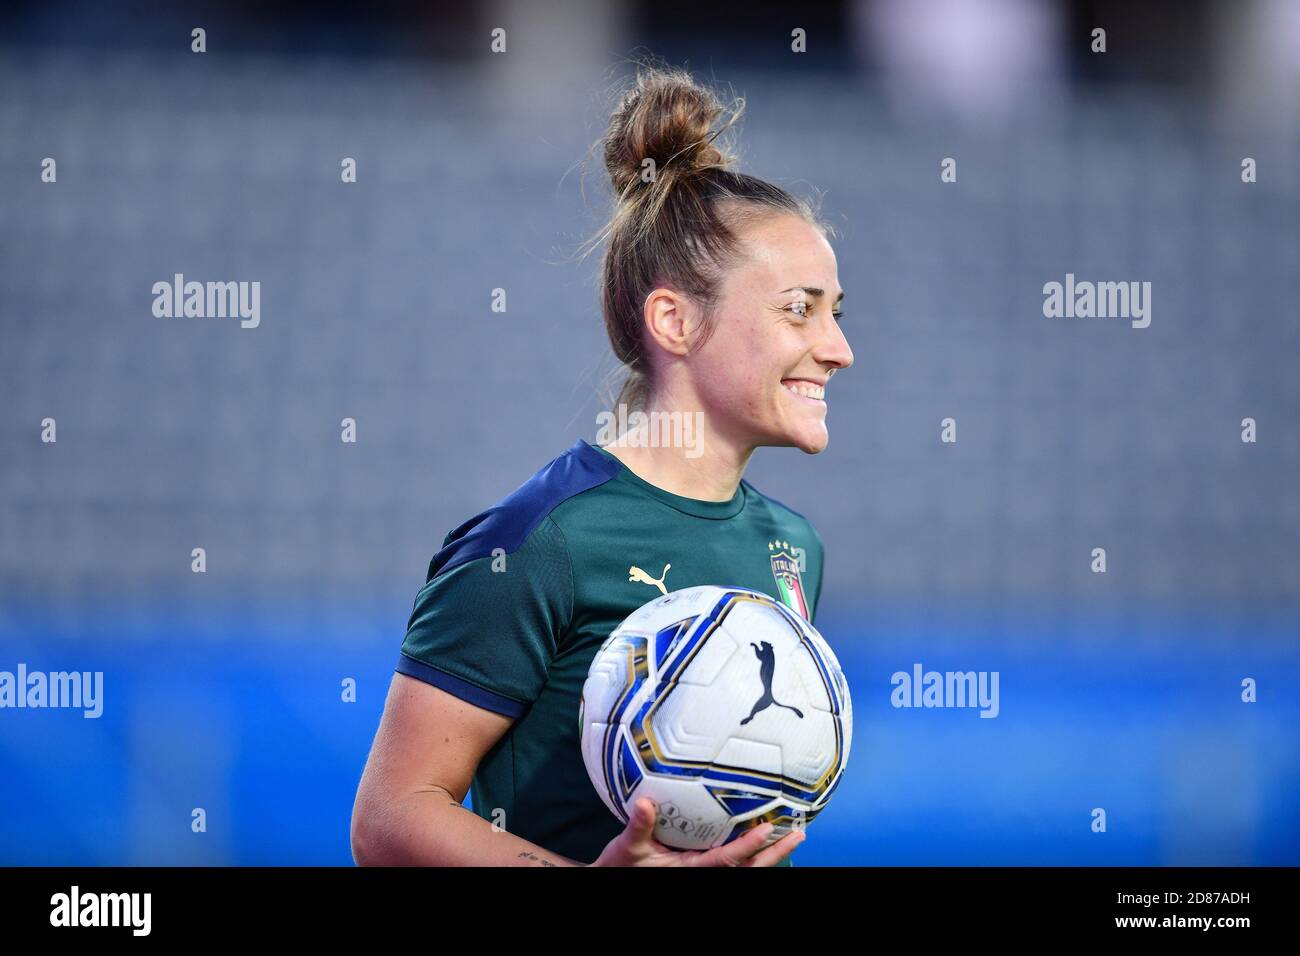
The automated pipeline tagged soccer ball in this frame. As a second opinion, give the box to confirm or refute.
[579,585,852,851]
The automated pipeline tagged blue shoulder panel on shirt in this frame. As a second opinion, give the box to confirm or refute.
[426,438,621,581]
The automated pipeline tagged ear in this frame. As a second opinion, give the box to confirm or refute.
[643,287,696,358]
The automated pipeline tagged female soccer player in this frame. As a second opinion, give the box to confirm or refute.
[351,63,853,867]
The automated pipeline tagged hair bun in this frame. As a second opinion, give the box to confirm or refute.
[603,65,741,198]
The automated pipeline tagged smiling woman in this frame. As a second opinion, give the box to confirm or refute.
[352,58,851,869]
[586,63,854,477]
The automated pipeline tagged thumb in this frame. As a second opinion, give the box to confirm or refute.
[625,798,657,841]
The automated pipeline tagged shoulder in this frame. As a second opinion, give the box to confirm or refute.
[741,478,824,546]
[426,438,621,581]
[741,476,808,521]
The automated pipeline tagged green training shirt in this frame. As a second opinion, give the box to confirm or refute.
[397,437,825,865]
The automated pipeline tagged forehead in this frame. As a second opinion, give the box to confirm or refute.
[728,214,838,292]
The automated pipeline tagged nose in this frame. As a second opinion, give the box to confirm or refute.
[815,313,854,374]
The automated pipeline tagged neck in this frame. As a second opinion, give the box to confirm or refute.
[600,401,754,502]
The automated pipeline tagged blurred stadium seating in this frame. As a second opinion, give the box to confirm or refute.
[1,2,1296,864]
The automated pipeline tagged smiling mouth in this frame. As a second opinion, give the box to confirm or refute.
[781,379,826,402]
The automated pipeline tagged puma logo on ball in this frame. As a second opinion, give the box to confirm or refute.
[740,640,804,724]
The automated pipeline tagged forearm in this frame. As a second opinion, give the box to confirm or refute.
[354,788,585,867]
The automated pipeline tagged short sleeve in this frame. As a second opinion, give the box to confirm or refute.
[396,515,573,718]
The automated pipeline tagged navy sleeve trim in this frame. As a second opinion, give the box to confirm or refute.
[395,652,528,718]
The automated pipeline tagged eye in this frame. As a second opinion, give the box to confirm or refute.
[784,302,845,322]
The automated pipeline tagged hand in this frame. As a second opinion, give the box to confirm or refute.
[589,797,806,867]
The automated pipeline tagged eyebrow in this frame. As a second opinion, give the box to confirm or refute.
[779,286,845,303]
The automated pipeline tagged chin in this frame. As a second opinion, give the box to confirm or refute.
[795,434,829,454]
[786,423,830,454]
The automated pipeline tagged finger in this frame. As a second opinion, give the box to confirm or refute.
[744,829,806,867]
[695,822,776,867]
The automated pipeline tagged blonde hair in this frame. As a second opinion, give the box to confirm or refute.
[581,60,828,415]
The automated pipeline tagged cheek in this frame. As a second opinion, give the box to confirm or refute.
[728,361,783,417]
[692,316,784,412]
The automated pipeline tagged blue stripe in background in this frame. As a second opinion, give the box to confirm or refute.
[1,600,1296,865]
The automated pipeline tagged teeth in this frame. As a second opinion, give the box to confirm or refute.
[784,381,824,400]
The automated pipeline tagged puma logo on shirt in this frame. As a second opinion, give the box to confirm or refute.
[628,563,671,596]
